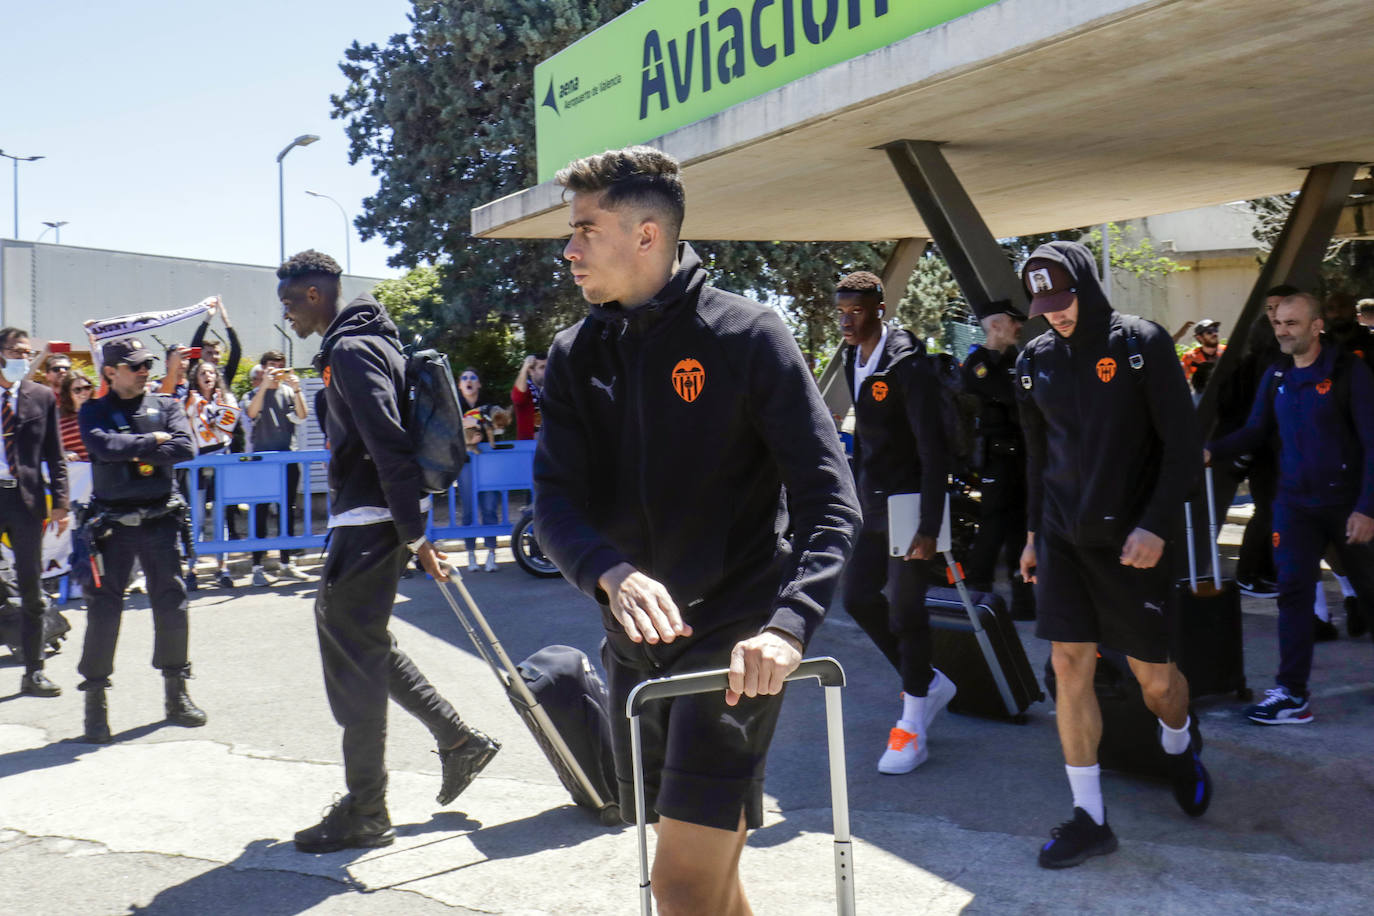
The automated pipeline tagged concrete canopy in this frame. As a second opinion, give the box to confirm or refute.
[472,0,1374,242]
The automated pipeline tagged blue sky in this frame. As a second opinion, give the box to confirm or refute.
[1,0,424,278]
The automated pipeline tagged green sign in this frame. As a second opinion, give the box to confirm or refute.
[535,0,1000,181]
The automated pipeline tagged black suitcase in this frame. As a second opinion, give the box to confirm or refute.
[927,554,1043,723]
[1175,467,1251,701]
[1044,648,1202,781]
[1,604,72,664]
[435,574,622,825]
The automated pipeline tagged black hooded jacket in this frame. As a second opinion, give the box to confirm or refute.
[843,328,949,535]
[1016,242,1200,547]
[312,294,425,543]
[533,243,860,655]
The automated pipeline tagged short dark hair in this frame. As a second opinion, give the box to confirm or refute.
[58,370,94,415]
[1279,291,1323,321]
[532,351,548,361]
[555,146,686,243]
[260,349,286,365]
[1266,284,1300,299]
[277,249,343,284]
[835,271,884,302]
[0,327,29,350]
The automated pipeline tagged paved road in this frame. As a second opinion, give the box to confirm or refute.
[2,534,1373,915]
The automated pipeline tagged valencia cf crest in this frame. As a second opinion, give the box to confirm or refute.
[671,358,705,403]
[1095,357,1117,383]
[974,364,988,379]
[871,381,889,402]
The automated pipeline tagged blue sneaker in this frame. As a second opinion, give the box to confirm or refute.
[1245,687,1313,725]
[1166,736,1212,817]
[1038,807,1117,869]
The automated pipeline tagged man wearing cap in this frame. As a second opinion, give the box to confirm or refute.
[962,301,1034,618]
[1015,241,1210,869]
[0,327,69,697]
[835,270,957,774]
[1180,319,1225,388]
[76,338,204,743]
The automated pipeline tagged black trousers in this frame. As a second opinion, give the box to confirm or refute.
[842,508,934,696]
[967,456,1027,587]
[0,490,47,672]
[78,514,189,687]
[253,462,301,564]
[315,520,467,811]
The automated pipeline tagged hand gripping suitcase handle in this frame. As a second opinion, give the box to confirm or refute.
[625,656,845,715]
[627,657,855,916]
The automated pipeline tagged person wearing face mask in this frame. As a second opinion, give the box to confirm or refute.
[0,328,69,697]
[76,338,202,743]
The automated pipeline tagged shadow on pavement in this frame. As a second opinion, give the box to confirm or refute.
[0,722,168,778]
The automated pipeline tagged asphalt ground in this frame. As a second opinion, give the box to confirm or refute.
[1,521,1373,915]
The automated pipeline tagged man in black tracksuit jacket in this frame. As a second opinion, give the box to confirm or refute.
[1015,241,1211,869]
[834,270,955,776]
[276,250,498,854]
[535,148,858,914]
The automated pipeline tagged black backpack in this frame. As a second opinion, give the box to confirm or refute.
[402,348,468,494]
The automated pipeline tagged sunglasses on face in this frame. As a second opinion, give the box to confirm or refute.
[48,365,70,373]
[72,385,93,393]
[460,374,479,381]
[124,360,155,372]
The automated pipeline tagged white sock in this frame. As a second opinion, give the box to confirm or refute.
[1159,716,1191,755]
[1334,573,1356,599]
[1066,764,1105,825]
[1314,583,1330,622]
[902,692,927,728]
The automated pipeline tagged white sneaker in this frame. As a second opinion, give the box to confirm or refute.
[278,563,309,581]
[922,669,958,730]
[878,721,927,774]
[484,553,497,572]
[251,566,269,587]
[467,560,479,573]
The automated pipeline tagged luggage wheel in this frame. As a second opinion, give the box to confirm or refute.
[598,803,622,828]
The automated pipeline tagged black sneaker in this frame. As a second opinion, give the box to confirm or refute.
[294,795,394,853]
[436,728,501,805]
[1236,577,1279,599]
[1346,596,1367,638]
[1245,686,1313,725]
[1038,808,1118,869]
[1314,615,1340,642]
[1165,738,1212,817]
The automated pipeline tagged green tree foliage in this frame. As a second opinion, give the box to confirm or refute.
[1245,193,1374,298]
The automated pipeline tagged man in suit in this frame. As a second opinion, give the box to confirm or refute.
[0,327,69,696]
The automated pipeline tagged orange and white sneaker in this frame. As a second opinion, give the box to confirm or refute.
[878,722,928,774]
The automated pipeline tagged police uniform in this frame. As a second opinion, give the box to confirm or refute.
[962,340,1030,600]
[76,339,202,742]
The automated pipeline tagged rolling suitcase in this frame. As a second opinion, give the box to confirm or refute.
[435,573,621,825]
[1175,466,1251,701]
[927,552,1043,722]
[626,658,854,916]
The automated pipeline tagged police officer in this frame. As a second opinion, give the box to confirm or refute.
[962,300,1034,619]
[77,339,204,743]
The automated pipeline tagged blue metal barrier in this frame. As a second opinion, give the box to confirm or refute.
[178,450,330,556]
[177,442,536,555]
[428,441,535,542]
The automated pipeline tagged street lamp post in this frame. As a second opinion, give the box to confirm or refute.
[0,150,45,239]
[304,190,351,274]
[38,220,68,243]
[275,134,319,264]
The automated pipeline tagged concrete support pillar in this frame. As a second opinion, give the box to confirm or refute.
[882,140,1028,318]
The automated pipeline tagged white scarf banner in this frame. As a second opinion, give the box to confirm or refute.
[85,297,219,371]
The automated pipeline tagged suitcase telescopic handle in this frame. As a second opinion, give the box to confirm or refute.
[626,657,846,716]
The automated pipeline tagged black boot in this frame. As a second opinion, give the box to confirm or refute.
[164,668,208,727]
[83,686,112,744]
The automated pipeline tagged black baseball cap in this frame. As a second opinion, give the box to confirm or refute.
[1022,259,1077,317]
[102,338,158,368]
[973,298,1027,322]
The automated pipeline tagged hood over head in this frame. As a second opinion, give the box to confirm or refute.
[1021,240,1111,323]
[313,294,401,370]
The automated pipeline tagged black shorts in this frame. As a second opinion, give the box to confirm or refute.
[602,621,785,832]
[1034,531,1175,663]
